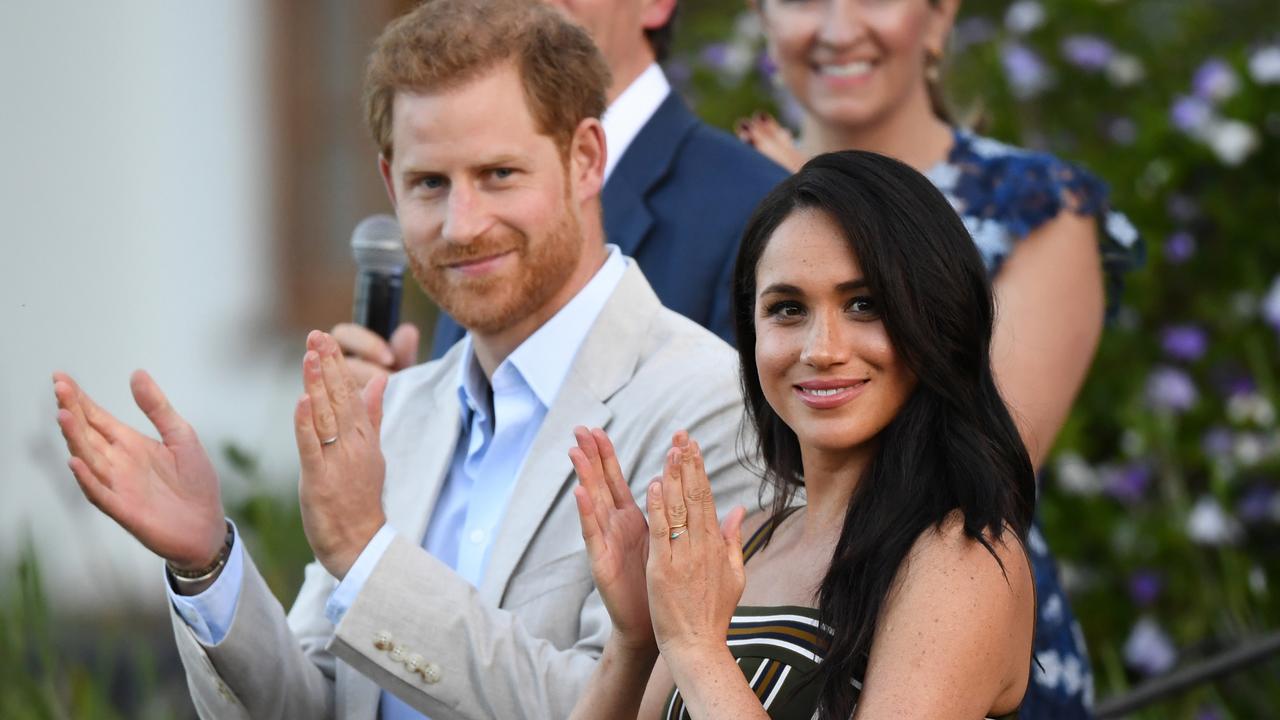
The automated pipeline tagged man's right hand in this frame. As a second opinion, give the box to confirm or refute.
[52,370,227,580]
[330,322,420,388]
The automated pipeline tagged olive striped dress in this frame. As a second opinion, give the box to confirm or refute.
[661,510,1020,719]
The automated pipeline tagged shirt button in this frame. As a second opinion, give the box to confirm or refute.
[373,630,393,650]
[422,662,443,684]
[468,529,485,544]
[406,653,426,673]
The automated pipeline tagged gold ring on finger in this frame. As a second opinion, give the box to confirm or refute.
[669,524,688,540]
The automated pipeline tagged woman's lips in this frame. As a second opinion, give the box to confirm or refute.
[793,378,870,409]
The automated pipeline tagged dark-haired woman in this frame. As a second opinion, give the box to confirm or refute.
[736,2,1145,714]
[568,151,1036,719]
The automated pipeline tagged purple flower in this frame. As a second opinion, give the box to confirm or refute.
[700,43,729,70]
[1128,569,1164,607]
[1193,58,1240,102]
[1001,42,1051,99]
[953,17,996,51]
[1107,117,1137,145]
[1161,324,1208,362]
[1146,366,1199,412]
[1171,95,1213,133]
[1202,426,1234,458]
[1104,463,1152,504]
[1124,617,1177,676]
[1263,276,1280,331]
[1164,231,1196,264]
[1061,35,1114,71]
[1196,705,1224,720]
[1238,484,1276,523]
[757,51,777,78]
[1166,194,1200,222]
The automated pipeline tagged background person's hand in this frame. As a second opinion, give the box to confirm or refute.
[569,427,653,652]
[330,321,419,389]
[52,370,227,574]
[294,330,389,579]
[645,433,747,662]
[737,112,806,173]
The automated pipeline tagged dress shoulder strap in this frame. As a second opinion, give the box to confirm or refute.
[741,506,803,563]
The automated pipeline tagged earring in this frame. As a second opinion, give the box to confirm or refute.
[925,48,942,83]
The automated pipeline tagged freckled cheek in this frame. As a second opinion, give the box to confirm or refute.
[754,328,800,405]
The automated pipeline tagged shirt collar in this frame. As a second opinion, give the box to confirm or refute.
[601,63,671,182]
[455,245,629,418]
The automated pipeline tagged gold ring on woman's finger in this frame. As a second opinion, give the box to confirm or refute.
[669,524,688,540]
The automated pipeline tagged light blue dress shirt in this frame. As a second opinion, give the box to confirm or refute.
[169,246,628,720]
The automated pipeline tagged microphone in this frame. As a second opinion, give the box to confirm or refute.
[350,214,407,340]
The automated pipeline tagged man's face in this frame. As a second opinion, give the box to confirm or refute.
[545,0,674,88]
[379,64,585,336]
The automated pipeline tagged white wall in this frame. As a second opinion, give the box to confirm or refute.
[1,2,303,610]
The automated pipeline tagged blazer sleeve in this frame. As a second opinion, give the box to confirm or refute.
[328,536,608,720]
[169,550,339,719]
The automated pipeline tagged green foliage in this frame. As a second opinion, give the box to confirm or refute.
[674,1,1280,717]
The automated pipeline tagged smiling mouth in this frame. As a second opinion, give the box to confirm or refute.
[815,60,875,79]
[794,379,870,408]
[442,249,516,275]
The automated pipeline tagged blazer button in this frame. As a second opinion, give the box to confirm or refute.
[405,653,426,673]
[373,631,393,650]
[389,643,407,663]
[422,662,442,685]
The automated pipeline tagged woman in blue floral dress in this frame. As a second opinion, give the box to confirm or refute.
[737,1,1143,717]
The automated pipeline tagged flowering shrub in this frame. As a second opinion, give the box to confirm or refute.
[675,1,1279,717]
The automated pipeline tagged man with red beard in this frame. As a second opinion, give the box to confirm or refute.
[51,2,755,718]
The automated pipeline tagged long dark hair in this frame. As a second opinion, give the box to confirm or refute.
[732,150,1035,719]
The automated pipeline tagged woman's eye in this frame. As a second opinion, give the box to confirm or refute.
[764,300,805,319]
[849,297,878,316]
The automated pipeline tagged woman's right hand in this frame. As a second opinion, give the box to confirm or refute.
[569,427,654,652]
[737,112,807,173]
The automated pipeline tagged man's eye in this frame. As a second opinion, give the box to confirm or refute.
[417,176,446,190]
[492,168,514,180]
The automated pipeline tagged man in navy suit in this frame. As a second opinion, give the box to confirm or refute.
[336,0,787,376]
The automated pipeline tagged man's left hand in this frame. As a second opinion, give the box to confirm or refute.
[293,330,389,579]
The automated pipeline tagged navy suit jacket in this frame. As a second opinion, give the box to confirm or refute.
[429,92,788,357]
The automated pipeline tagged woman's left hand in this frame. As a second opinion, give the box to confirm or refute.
[645,431,747,665]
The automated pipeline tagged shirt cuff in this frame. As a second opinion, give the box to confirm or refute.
[324,523,396,626]
[167,519,245,646]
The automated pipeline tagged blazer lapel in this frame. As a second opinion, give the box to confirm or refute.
[478,265,660,604]
[602,91,699,257]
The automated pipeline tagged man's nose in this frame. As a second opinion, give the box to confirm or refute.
[441,185,491,244]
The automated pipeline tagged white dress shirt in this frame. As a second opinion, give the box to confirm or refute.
[169,246,629,720]
[601,63,671,182]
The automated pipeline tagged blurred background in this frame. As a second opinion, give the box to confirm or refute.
[2,1,1276,717]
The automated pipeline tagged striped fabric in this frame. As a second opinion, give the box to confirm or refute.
[661,509,1019,719]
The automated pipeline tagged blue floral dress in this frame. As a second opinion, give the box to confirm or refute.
[925,129,1144,719]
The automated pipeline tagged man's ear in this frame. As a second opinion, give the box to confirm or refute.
[568,118,607,205]
[378,154,399,210]
[640,0,677,32]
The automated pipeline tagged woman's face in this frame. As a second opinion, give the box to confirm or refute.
[759,0,954,129]
[754,208,917,462]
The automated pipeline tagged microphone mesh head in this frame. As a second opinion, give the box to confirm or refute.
[350,214,406,272]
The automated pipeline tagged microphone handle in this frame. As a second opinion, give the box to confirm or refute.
[353,270,403,341]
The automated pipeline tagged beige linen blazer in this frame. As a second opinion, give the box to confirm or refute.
[169,263,760,719]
